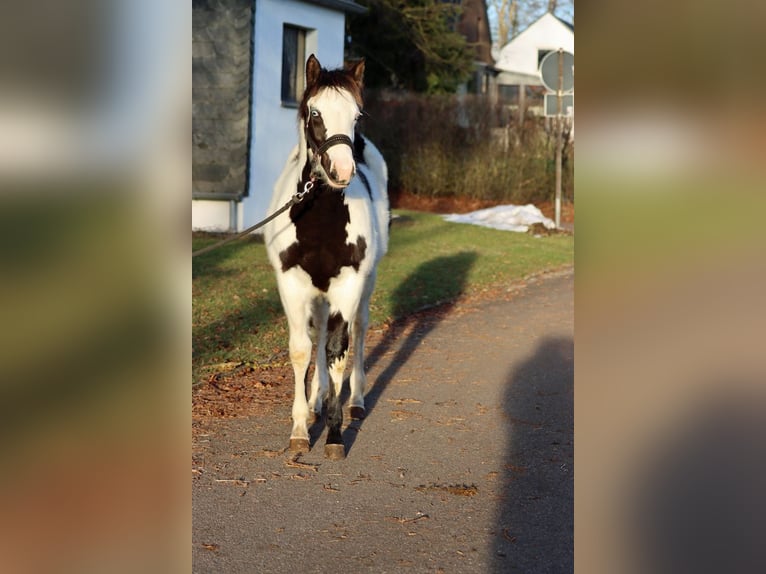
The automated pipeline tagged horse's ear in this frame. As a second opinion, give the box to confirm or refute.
[348,59,365,90]
[306,54,321,87]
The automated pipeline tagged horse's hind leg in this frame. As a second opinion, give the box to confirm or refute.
[349,276,375,420]
[324,310,350,460]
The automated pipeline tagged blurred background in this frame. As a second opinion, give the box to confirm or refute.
[575,1,766,572]
[0,0,189,572]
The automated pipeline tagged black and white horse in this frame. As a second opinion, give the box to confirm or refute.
[264,55,389,459]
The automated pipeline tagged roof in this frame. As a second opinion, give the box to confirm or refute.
[553,14,574,32]
[506,11,573,47]
[305,0,367,14]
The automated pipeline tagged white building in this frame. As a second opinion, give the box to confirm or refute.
[494,12,574,115]
[192,0,365,232]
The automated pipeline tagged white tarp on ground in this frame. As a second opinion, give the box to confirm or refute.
[443,204,556,233]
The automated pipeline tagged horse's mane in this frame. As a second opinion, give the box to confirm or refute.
[298,67,363,121]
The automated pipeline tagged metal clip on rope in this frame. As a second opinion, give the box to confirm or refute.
[192,179,314,258]
[294,179,314,203]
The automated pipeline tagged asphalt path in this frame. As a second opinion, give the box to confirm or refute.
[193,267,573,573]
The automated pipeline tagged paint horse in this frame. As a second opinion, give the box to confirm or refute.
[264,55,389,460]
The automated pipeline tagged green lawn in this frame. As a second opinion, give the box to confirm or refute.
[192,210,573,384]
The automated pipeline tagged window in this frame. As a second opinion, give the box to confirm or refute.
[281,25,306,105]
[525,84,546,107]
[498,85,520,105]
[537,49,552,69]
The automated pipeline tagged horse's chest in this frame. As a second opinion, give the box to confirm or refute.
[278,191,367,292]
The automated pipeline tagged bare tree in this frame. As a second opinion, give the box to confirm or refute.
[490,0,574,47]
[488,0,519,47]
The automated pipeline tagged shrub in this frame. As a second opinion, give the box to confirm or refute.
[360,91,574,205]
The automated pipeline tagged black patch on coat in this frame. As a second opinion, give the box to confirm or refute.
[279,169,368,292]
[326,312,349,365]
[353,132,372,199]
[307,110,328,146]
[324,311,348,446]
[306,110,332,176]
[353,131,366,164]
[306,110,330,178]
[325,376,343,445]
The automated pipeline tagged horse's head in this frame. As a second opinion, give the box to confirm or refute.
[300,55,364,189]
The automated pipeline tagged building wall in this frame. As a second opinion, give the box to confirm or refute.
[192,0,253,209]
[192,0,347,231]
[457,0,494,65]
[192,199,236,232]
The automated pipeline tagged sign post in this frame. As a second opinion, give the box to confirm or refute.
[540,49,574,229]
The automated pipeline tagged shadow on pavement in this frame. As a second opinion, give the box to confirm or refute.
[341,251,477,454]
[493,336,573,573]
[627,386,766,574]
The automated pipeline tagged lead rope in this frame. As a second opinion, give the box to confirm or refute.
[191,179,315,258]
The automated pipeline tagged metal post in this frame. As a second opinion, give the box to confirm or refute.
[519,82,526,125]
[554,49,563,229]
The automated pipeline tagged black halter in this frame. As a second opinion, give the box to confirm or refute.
[307,133,354,157]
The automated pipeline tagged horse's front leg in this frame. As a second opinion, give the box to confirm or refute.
[280,280,316,453]
[287,323,312,453]
[324,309,351,460]
[307,302,329,422]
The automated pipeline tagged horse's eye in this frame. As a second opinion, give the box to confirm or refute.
[310,109,320,118]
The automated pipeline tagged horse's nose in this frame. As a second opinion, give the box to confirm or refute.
[330,156,355,186]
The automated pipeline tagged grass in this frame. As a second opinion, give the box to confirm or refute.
[192,210,573,384]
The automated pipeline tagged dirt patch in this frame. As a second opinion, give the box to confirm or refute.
[391,192,574,225]
[192,363,292,438]
[536,200,575,224]
[392,193,505,214]
[415,483,479,497]
[527,222,572,236]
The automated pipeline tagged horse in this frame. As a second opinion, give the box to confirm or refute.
[263,54,389,460]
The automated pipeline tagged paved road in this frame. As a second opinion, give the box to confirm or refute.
[193,268,573,573]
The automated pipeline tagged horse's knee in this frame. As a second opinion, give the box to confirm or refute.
[289,334,312,365]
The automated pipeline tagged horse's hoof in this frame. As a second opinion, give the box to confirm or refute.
[289,438,310,453]
[324,443,345,460]
[349,406,366,420]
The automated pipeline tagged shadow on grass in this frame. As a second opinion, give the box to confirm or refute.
[192,234,264,280]
[340,251,477,454]
[192,290,283,380]
[192,234,283,378]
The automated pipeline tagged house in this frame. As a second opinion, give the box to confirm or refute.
[455,0,495,96]
[494,12,573,116]
[192,0,366,232]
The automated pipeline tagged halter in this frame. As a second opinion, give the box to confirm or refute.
[308,133,354,157]
[305,127,355,189]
